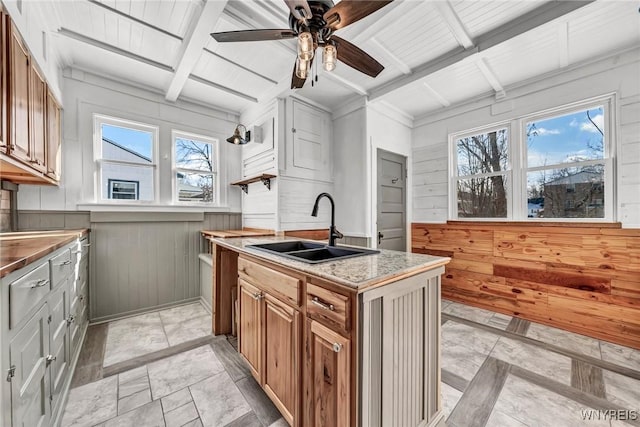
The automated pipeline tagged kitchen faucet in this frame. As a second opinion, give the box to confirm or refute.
[311,192,343,246]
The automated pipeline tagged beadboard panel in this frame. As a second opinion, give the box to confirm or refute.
[412,222,640,349]
[87,212,240,322]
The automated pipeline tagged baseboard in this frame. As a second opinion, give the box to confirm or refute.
[200,295,213,314]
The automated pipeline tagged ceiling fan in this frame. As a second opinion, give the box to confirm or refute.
[211,0,393,89]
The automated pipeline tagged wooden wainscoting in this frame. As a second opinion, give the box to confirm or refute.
[412,221,640,350]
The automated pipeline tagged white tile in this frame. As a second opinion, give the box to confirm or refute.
[268,419,289,427]
[485,409,530,427]
[103,312,169,367]
[443,301,512,330]
[148,345,224,399]
[526,322,602,359]
[603,369,640,410]
[493,375,610,427]
[118,375,149,398]
[117,388,151,415]
[441,341,487,381]
[440,382,463,419]
[161,387,193,413]
[441,321,501,354]
[600,341,640,371]
[118,366,148,385]
[104,400,164,427]
[159,303,209,325]
[490,337,572,385]
[190,371,251,427]
[61,376,118,427]
[163,313,212,347]
[165,401,199,427]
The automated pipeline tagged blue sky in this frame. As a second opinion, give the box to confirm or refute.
[527,106,604,167]
[102,124,152,159]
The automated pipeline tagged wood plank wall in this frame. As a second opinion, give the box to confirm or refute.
[412,222,640,349]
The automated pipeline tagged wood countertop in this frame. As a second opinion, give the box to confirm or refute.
[0,229,89,279]
[200,229,274,238]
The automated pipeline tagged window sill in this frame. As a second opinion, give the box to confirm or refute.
[77,203,238,214]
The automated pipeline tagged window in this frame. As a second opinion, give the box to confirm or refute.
[172,131,218,204]
[108,180,139,200]
[450,95,614,221]
[94,115,158,202]
[452,126,510,218]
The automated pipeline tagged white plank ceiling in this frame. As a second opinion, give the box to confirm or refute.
[42,0,640,117]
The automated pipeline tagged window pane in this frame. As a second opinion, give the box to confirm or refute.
[457,175,508,218]
[102,163,154,201]
[527,106,604,168]
[102,124,153,165]
[456,128,508,176]
[177,173,214,203]
[175,138,214,171]
[527,164,604,219]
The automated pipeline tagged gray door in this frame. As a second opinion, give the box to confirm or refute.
[377,149,407,251]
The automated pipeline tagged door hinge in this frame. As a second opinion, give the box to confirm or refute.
[6,365,16,382]
[47,315,52,324]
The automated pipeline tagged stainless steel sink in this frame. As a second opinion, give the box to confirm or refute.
[247,241,379,264]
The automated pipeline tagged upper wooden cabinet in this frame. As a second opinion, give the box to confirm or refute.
[1,13,61,185]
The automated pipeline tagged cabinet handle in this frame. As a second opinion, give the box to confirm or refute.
[71,250,81,255]
[253,292,264,301]
[30,279,50,289]
[66,315,75,325]
[45,355,56,366]
[332,343,342,353]
[311,296,335,312]
[79,295,84,302]
[56,260,71,266]
[82,243,91,248]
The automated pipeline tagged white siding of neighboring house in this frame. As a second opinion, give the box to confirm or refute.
[101,140,154,201]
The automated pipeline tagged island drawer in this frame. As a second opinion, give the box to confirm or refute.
[306,282,351,333]
[9,262,50,328]
[238,256,302,307]
[50,248,72,288]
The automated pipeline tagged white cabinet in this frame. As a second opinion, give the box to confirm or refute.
[284,98,332,182]
[2,233,90,427]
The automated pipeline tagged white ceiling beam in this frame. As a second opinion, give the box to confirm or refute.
[434,0,473,49]
[558,21,570,68]
[165,0,228,102]
[369,0,594,101]
[370,38,411,75]
[422,82,450,108]
[347,0,408,44]
[202,47,278,85]
[476,58,505,99]
[189,74,258,103]
[57,27,174,72]
[322,70,368,96]
[86,0,183,41]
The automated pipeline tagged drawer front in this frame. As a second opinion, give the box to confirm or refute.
[72,238,90,264]
[238,257,301,307]
[306,283,351,333]
[9,262,50,328]
[50,249,72,288]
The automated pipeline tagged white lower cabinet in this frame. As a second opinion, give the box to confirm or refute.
[2,233,90,427]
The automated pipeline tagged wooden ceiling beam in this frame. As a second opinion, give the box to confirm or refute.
[369,1,595,101]
[165,0,229,102]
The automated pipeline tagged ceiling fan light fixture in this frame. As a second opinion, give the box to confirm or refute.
[297,31,314,61]
[323,45,337,72]
[295,57,309,79]
[226,124,250,145]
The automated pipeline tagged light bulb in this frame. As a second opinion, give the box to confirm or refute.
[297,32,314,61]
[323,45,337,72]
[296,57,309,79]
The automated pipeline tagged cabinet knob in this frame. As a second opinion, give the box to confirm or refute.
[253,292,264,301]
[45,355,56,366]
[66,315,75,325]
[332,343,342,353]
[291,128,296,133]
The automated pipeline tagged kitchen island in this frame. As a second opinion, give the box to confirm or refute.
[207,235,450,427]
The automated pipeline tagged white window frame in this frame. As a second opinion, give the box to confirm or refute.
[108,179,139,200]
[171,130,219,205]
[449,94,616,222]
[93,115,159,204]
[449,121,514,221]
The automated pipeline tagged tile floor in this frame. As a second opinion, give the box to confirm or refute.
[62,300,640,427]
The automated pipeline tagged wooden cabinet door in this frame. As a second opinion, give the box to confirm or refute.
[9,303,51,427]
[49,280,70,413]
[305,319,350,427]
[8,24,30,164]
[263,294,300,426]
[0,10,7,153]
[29,65,46,172]
[238,278,263,383]
[45,90,61,180]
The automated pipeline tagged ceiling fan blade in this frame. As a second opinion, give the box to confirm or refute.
[211,29,297,43]
[284,0,313,21]
[291,56,314,89]
[324,0,393,31]
[332,36,384,77]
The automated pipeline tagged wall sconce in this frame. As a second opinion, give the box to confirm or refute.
[226,124,250,145]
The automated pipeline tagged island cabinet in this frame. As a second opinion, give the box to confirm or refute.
[213,237,448,427]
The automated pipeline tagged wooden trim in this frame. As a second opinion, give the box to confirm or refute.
[446,220,622,229]
[284,229,329,240]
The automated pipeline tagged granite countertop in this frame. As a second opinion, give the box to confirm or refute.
[210,236,450,291]
[0,229,89,279]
